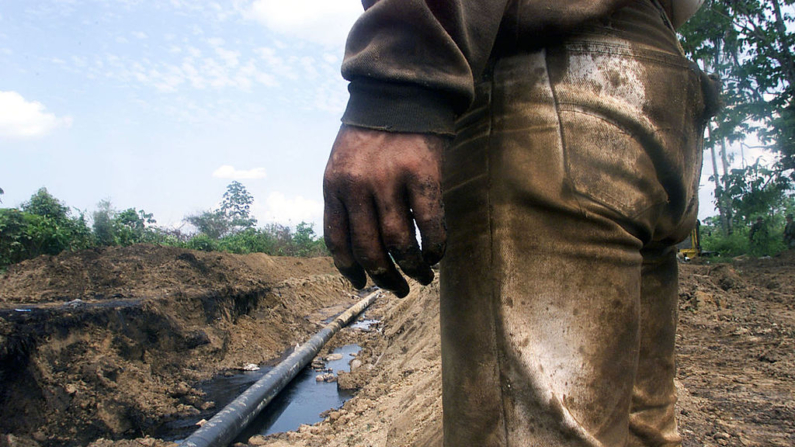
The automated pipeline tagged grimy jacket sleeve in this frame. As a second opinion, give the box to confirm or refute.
[340,0,509,136]
[340,0,633,136]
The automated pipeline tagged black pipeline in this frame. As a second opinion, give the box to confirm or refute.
[180,290,381,447]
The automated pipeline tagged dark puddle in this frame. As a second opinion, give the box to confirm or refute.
[161,317,380,442]
[350,319,379,331]
[232,343,359,441]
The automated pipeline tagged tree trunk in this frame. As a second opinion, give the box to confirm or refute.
[719,137,734,234]
[708,126,730,235]
[771,0,795,90]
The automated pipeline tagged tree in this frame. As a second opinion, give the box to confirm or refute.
[221,181,257,230]
[185,209,230,239]
[93,200,160,246]
[179,184,328,257]
[260,222,293,254]
[185,182,257,238]
[116,208,156,246]
[724,159,793,226]
[692,0,795,162]
[0,209,29,266]
[92,199,117,246]
[21,188,92,252]
[1,189,92,268]
[293,222,327,257]
[22,188,70,221]
[679,0,795,234]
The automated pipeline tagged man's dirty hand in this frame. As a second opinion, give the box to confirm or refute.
[323,125,447,298]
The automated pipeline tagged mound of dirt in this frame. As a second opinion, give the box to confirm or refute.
[256,279,443,447]
[254,252,795,447]
[2,247,794,447]
[0,245,359,446]
[0,244,339,304]
[676,251,795,447]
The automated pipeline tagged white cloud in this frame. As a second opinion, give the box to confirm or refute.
[254,47,296,81]
[116,0,143,8]
[215,46,240,68]
[299,56,319,79]
[98,46,268,93]
[246,0,362,47]
[132,31,148,39]
[212,165,267,179]
[261,192,323,226]
[206,37,225,47]
[75,15,348,113]
[151,65,186,92]
[71,56,87,67]
[0,91,72,139]
[310,78,349,113]
[322,53,339,64]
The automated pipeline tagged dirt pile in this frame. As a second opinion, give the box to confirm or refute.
[1,246,794,447]
[0,244,341,304]
[254,279,442,447]
[254,253,795,447]
[675,252,795,446]
[0,245,357,446]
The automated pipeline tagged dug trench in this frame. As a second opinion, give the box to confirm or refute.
[2,245,795,447]
[0,245,365,446]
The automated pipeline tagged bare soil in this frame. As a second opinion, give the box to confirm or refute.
[0,245,355,446]
[1,245,793,447]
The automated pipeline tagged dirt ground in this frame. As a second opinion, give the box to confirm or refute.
[1,245,793,447]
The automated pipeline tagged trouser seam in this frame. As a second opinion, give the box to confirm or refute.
[484,73,510,447]
[543,49,583,217]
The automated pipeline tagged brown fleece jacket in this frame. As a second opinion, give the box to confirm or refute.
[339,0,686,136]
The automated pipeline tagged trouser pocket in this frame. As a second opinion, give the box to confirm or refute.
[548,40,708,241]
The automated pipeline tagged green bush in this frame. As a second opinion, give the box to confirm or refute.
[0,201,92,269]
[0,185,329,270]
[0,209,31,267]
[186,234,218,252]
[701,227,749,258]
[292,222,328,257]
[701,218,788,258]
[188,222,328,257]
[216,228,274,254]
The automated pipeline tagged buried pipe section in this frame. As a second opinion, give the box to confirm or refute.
[180,290,381,447]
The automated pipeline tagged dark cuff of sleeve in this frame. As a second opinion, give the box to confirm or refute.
[341,78,458,136]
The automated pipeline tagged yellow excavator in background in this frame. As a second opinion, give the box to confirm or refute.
[677,221,701,261]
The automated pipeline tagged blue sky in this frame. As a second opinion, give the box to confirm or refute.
[0,0,777,233]
[1,0,362,232]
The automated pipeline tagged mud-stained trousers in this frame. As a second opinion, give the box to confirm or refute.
[439,2,713,446]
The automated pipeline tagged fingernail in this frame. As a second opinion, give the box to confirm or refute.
[417,267,434,286]
[394,284,410,298]
[341,268,367,290]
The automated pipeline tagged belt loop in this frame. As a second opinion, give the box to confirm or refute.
[650,0,676,32]
[650,0,686,55]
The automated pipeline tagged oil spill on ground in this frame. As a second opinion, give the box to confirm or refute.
[160,344,362,442]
